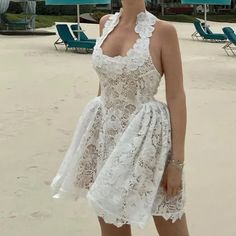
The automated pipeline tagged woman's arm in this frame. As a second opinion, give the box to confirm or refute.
[157,21,187,198]
[96,14,112,97]
[160,21,187,163]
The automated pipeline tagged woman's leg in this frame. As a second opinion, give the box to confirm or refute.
[153,213,190,236]
[97,216,132,236]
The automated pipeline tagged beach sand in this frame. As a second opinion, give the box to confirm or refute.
[0,19,235,236]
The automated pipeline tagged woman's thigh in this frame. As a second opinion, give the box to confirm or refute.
[97,216,132,236]
[153,213,190,236]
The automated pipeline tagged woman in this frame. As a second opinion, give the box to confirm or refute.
[94,1,190,235]
[50,0,190,235]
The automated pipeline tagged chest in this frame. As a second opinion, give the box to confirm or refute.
[100,25,142,58]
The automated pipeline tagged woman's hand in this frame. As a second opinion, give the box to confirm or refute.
[161,163,183,199]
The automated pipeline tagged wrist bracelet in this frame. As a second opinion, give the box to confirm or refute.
[167,159,184,170]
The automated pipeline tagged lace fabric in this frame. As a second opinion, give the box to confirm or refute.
[50,7,186,229]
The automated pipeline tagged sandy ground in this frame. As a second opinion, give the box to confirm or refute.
[0,17,236,236]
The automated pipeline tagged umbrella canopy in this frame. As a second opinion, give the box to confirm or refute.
[46,0,109,4]
[46,0,110,40]
[0,0,42,27]
[0,0,10,15]
[11,0,44,2]
[182,0,231,3]
[10,0,43,30]
[181,0,231,26]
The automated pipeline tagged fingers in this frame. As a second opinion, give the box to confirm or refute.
[166,183,182,199]
[160,168,183,199]
[165,175,183,199]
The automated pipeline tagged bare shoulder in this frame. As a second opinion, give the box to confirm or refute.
[153,19,178,43]
[99,13,112,26]
[98,14,113,35]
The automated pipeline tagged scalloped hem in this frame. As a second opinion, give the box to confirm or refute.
[151,209,186,223]
[87,191,186,229]
[51,185,185,229]
[86,190,148,229]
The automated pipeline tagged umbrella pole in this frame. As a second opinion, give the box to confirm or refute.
[77,4,80,41]
[25,1,27,30]
[204,4,207,29]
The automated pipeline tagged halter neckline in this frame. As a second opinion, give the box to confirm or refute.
[98,7,149,59]
[93,8,162,77]
[119,7,148,23]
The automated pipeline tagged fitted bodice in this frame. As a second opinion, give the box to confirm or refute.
[92,8,162,112]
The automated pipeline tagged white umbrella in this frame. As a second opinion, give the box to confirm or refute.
[0,0,10,15]
[10,0,44,30]
[10,0,44,2]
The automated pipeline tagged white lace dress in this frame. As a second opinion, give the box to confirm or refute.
[50,7,186,229]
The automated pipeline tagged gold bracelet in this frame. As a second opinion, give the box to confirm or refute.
[167,159,184,170]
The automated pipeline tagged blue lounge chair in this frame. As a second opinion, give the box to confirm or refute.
[191,21,213,39]
[70,24,96,43]
[192,19,227,42]
[54,24,96,53]
[222,27,236,56]
[204,25,214,35]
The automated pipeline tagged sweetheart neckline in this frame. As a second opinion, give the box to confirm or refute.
[99,8,143,60]
[97,45,163,78]
[98,38,141,60]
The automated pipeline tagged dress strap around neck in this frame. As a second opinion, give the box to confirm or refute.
[135,10,158,39]
[97,11,121,48]
[97,9,158,49]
